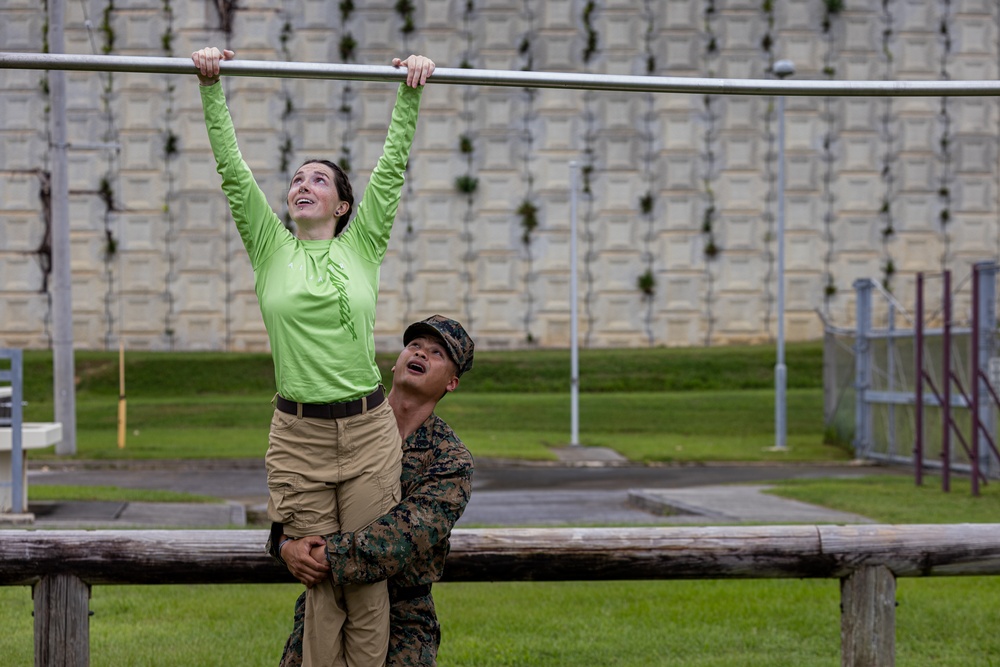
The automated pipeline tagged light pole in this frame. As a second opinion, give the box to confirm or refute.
[773,59,794,451]
[569,161,580,446]
[50,0,77,455]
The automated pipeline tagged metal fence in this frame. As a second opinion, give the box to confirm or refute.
[823,264,1000,485]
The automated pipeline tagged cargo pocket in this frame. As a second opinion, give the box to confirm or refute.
[376,457,403,513]
[266,473,301,527]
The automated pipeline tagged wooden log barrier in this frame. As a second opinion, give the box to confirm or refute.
[4,524,1000,585]
[3,524,1000,667]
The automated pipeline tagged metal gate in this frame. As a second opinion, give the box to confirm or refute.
[825,262,1000,491]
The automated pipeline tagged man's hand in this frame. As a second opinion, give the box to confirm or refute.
[191,47,235,86]
[281,535,330,587]
[391,55,435,88]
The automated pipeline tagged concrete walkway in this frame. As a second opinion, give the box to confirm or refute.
[5,446,886,528]
[628,485,873,524]
[27,499,247,529]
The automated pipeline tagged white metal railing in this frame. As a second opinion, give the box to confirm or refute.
[5,51,1000,97]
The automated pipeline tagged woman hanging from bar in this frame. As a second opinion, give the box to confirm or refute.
[192,46,434,667]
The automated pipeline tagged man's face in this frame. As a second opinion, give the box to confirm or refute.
[392,335,459,398]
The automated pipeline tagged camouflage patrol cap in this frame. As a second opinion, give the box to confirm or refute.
[403,315,475,377]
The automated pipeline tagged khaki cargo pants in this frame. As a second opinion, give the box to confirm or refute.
[266,399,402,667]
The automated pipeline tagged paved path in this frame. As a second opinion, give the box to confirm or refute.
[11,448,895,528]
[627,486,872,524]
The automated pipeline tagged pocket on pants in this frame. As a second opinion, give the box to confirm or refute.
[377,457,403,511]
[270,408,298,434]
[267,473,301,526]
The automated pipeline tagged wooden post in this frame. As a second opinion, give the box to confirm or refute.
[841,565,895,667]
[33,574,90,667]
[116,340,126,449]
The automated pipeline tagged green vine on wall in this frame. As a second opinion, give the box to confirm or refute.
[819,0,843,313]
[878,0,898,291]
[517,200,539,246]
[337,2,356,179]
[100,0,116,54]
[35,169,54,346]
[822,0,845,36]
[700,0,721,346]
[35,1,54,345]
[395,0,416,35]
[637,0,658,345]
[395,0,419,324]
[579,2,601,346]
[160,0,180,348]
[211,0,237,36]
[277,15,297,231]
[454,1,479,331]
[936,0,954,272]
[581,131,598,347]
[160,0,174,51]
[580,1,600,345]
[517,0,540,344]
[582,1,599,64]
[455,174,478,194]
[94,0,122,350]
[760,0,777,339]
[205,0,238,349]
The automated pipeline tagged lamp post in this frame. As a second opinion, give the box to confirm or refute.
[49,0,77,455]
[569,161,580,446]
[773,59,795,451]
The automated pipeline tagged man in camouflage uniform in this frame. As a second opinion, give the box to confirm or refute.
[269,315,475,666]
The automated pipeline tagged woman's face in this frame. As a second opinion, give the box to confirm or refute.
[287,163,347,227]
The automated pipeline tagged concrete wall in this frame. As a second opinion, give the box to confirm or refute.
[1,0,998,351]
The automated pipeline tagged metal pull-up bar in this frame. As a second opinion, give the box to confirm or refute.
[3,51,1000,97]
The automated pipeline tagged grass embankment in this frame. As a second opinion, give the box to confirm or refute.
[21,342,838,462]
[28,485,217,503]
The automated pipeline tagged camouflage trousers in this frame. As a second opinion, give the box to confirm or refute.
[280,589,441,667]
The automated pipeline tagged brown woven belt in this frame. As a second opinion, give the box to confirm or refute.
[275,386,385,420]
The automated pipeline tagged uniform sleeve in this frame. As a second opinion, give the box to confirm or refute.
[340,83,422,263]
[323,442,473,585]
[200,82,289,268]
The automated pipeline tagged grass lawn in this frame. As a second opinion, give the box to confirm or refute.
[28,485,217,503]
[28,388,840,463]
[0,577,996,666]
[434,577,1000,666]
[441,388,840,463]
[5,342,997,664]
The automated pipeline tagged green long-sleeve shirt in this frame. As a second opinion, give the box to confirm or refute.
[200,82,422,403]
